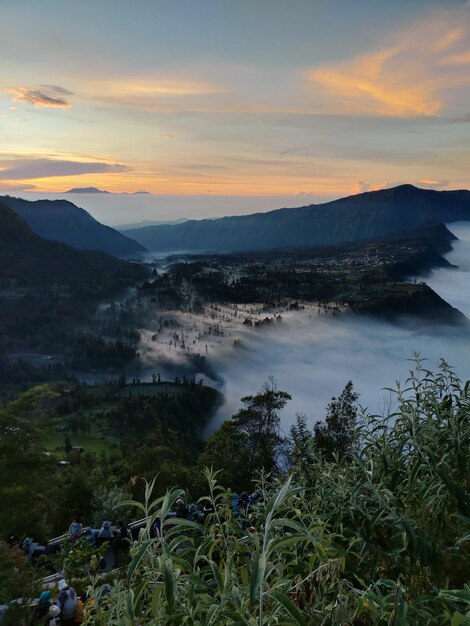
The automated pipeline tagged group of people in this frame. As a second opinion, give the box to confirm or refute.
[34,579,83,625]
[149,491,260,537]
[26,490,260,624]
[68,518,128,549]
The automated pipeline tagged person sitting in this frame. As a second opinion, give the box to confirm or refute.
[22,537,46,564]
[47,604,61,626]
[56,579,77,625]
[96,521,112,546]
[74,593,87,624]
[33,590,51,622]
[82,527,96,546]
[175,498,189,519]
[117,520,129,541]
[68,517,83,542]
[238,492,249,512]
[188,503,204,523]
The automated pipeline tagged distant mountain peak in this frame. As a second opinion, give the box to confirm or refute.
[65,187,151,195]
[66,187,111,194]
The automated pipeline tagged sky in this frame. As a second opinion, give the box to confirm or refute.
[1,0,470,222]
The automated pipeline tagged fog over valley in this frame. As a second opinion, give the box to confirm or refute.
[133,224,470,434]
[11,191,323,226]
[4,2,470,619]
[425,222,470,319]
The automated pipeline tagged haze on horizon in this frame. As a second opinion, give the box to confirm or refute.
[1,0,470,223]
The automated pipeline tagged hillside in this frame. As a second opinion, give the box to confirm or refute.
[0,202,147,374]
[0,202,145,290]
[1,195,147,258]
[125,185,470,253]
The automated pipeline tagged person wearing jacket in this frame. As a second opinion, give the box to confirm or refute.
[56,579,77,625]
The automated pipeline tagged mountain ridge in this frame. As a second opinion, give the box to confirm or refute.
[124,185,470,254]
[0,202,145,288]
[65,187,151,195]
[1,195,147,258]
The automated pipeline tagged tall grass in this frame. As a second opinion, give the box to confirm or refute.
[85,359,470,624]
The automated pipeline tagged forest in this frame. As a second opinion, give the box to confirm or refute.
[1,359,469,624]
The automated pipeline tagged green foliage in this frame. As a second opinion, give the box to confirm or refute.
[233,378,291,474]
[289,413,315,472]
[198,420,253,490]
[0,541,42,605]
[313,380,359,459]
[0,424,55,538]
[0,541,44,626]
[0,379,221,542]
[62,537,107,582]
[86,472,340,625]
[90,485,131,527]
[87,359,470,624]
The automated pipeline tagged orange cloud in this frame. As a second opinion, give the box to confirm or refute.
[306,16,470,117]
[439,51,470,66]
[432,27,465,52]
[8,85,73,108]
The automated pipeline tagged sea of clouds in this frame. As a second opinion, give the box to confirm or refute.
[207,222,470,432]
[133,222,470,436]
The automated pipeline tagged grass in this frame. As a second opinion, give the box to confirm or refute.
[38,381,188,457]
[117,382,187,397]
[41,430,118,455]
[84,381,188,400]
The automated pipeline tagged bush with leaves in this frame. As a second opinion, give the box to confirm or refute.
[62,537,107,583]
[84,472,346,625]
[84,358,470,624]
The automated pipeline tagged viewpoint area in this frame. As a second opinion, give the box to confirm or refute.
[1,2,470,624]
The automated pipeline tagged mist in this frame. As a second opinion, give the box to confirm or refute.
[205,311,470,434]
[6,191,325,226]
[131,221,470,436]
[424,222,470,319]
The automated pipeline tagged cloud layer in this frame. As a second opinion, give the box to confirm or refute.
[0,158,131,180]
[8,85,73,108]
[306,18,470,117]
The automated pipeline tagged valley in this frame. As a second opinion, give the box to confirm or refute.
[2,190,470,625]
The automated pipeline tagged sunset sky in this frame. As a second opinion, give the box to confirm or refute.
[1,0,470,215]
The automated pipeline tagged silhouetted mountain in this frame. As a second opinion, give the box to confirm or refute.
[66,187,111,193]
[117,218,188,230]
[125,185,470,253]
[2,195,147,258]
[66,187,151,195]
[0,202,146,289]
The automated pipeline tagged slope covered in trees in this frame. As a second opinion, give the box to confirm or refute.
[1,195,146,258]
[0,202,147,366]
[125,184,470,253]
[0,202,145,289]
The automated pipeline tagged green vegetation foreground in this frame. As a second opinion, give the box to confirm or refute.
[86,360,470,625]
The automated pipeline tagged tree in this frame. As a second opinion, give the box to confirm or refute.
[313,381,358,459]
[198,421,252,490]
[233,378,291,474]
[90,485,131,527]
[289,413,314,473]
